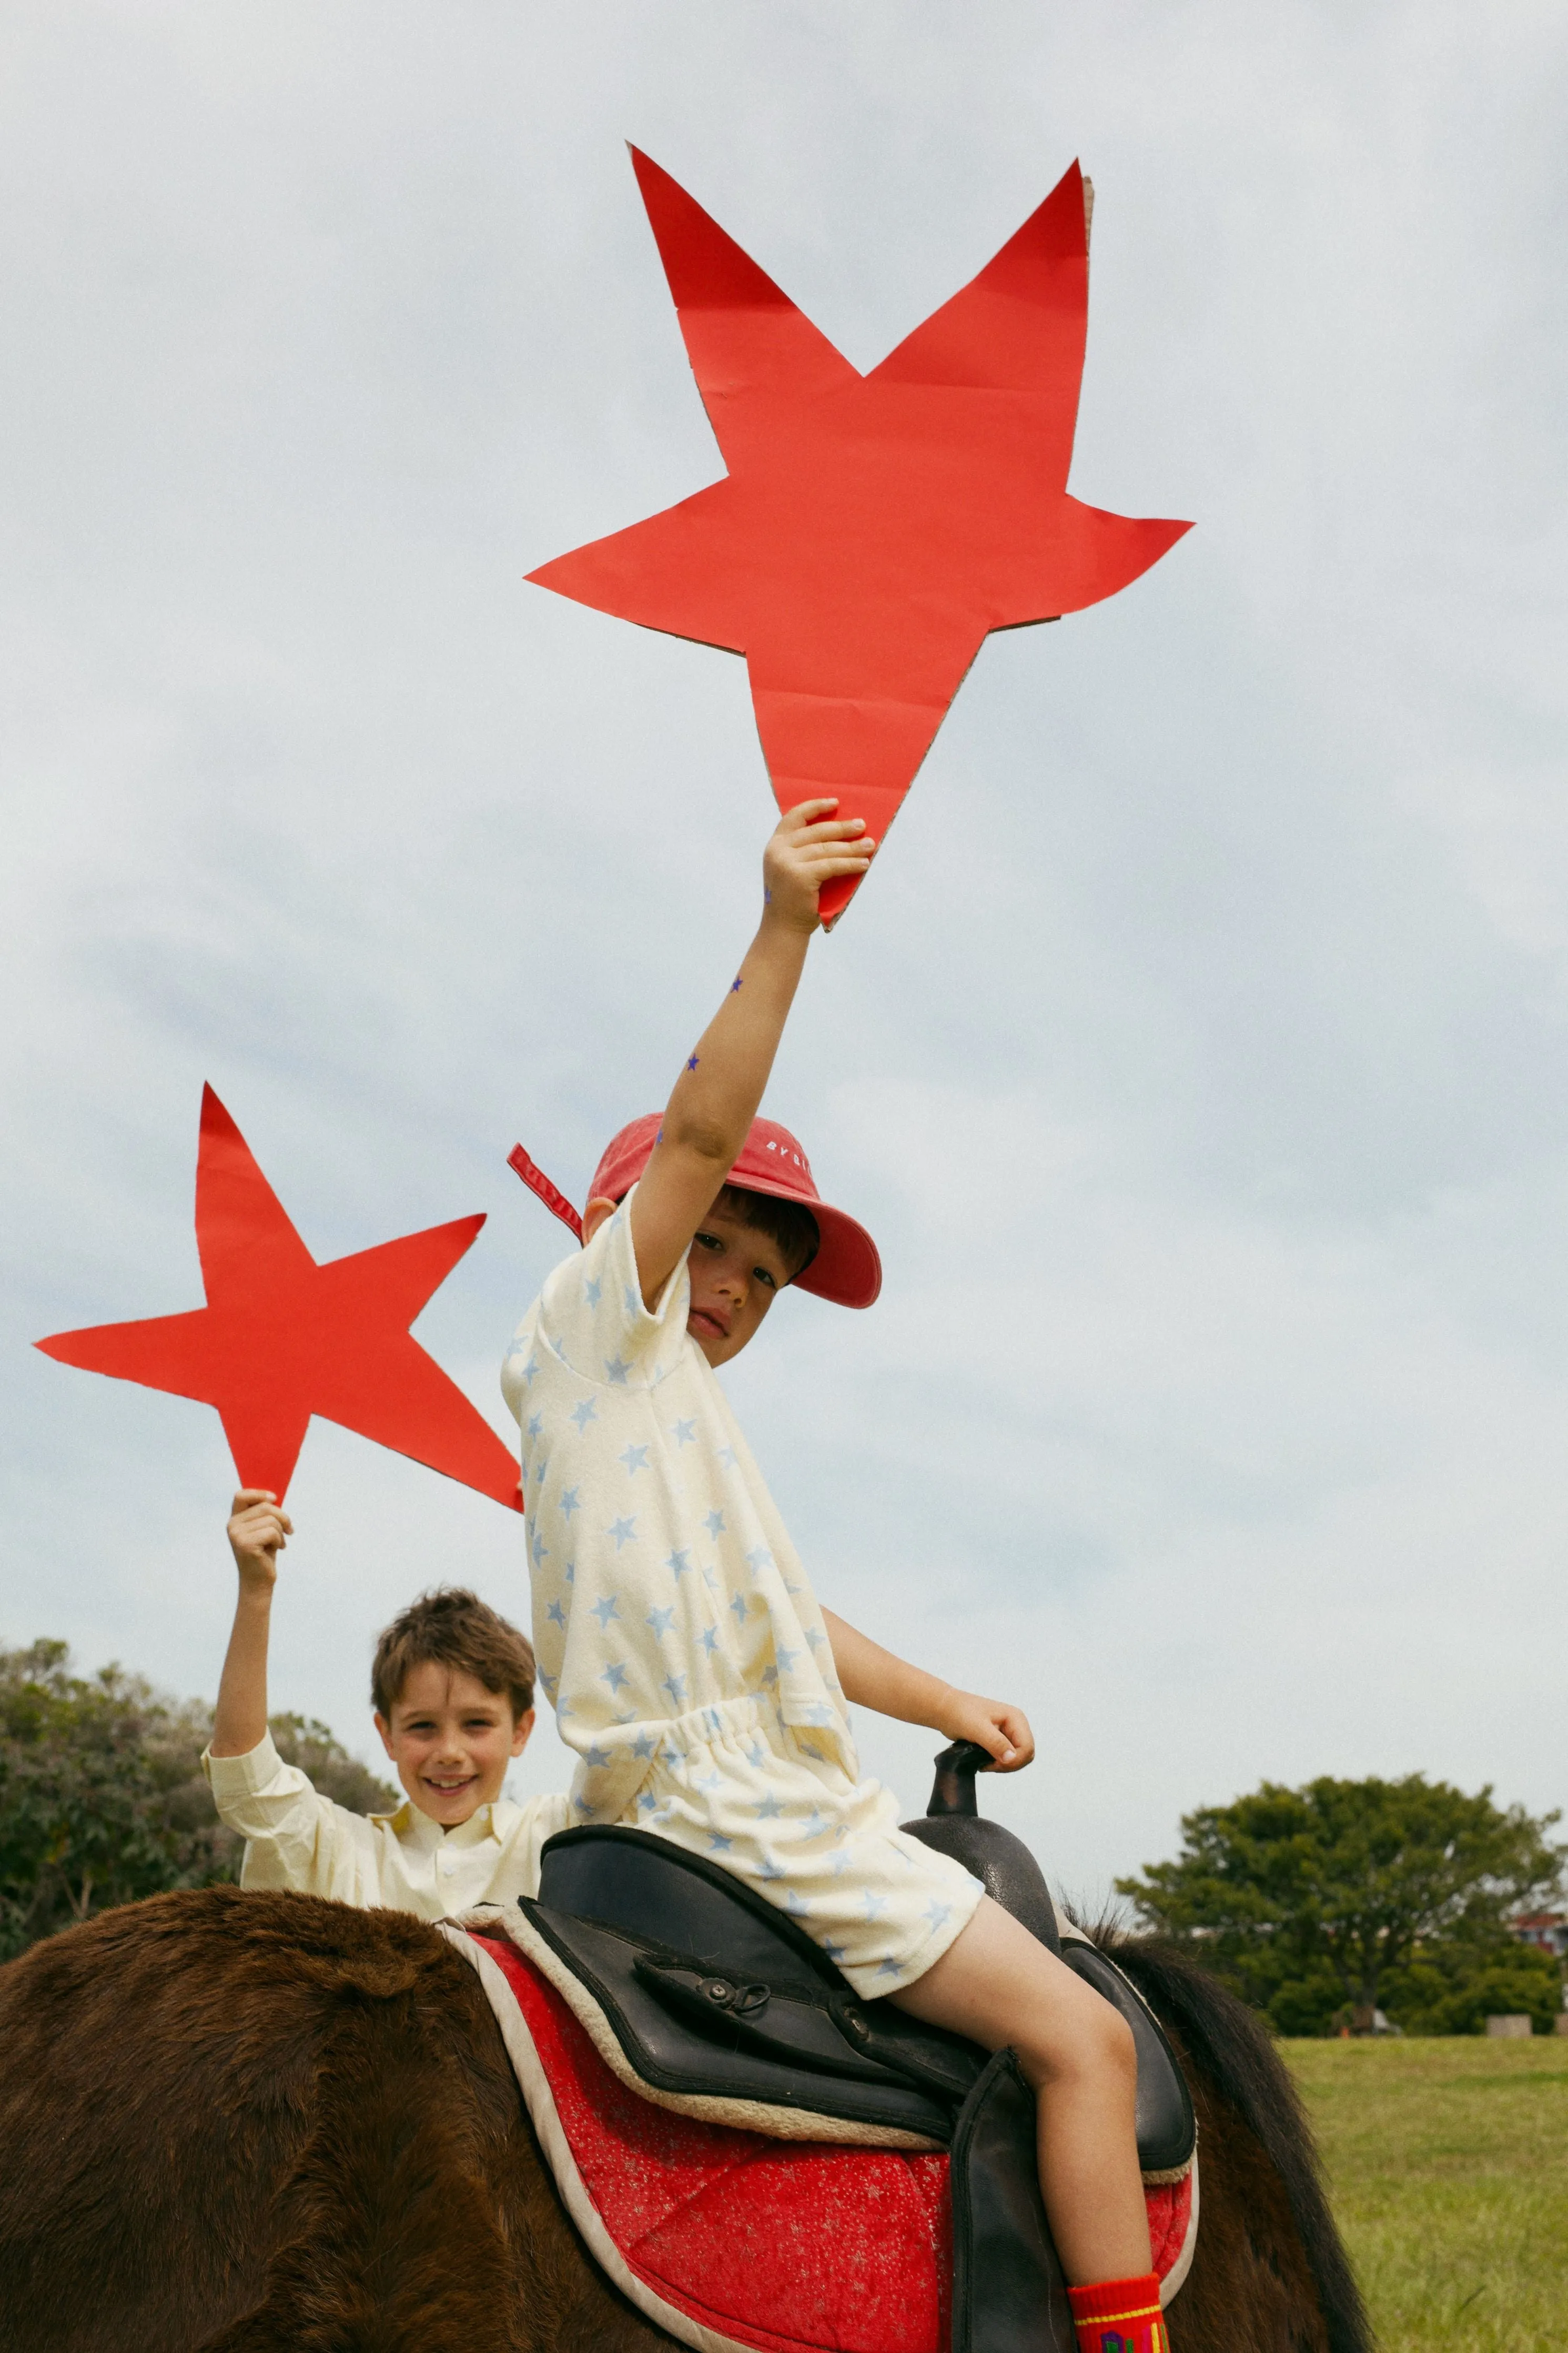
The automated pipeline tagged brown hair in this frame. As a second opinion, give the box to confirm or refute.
[711,1183,820,1280]
[371,1588,535,1722]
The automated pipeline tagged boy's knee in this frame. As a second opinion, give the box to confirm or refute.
[1086,1996,1138,2086]
[1019,1982,1138,2094]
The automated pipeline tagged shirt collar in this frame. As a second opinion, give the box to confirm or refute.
[369,1796,521,1849]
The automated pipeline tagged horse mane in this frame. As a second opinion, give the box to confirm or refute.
[1087,1922,1370,2353]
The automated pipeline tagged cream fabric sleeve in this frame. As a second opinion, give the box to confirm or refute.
[201,1729,382,1901]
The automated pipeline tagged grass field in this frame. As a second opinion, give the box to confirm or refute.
[1284,2036,1568,2353]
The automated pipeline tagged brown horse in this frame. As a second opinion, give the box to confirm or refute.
[0,1887,1367,2353]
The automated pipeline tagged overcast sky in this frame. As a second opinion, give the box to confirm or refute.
[3,0,1565,1905]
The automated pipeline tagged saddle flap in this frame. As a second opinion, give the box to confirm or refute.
[630,1953,905,2087]
[520,1895,959,2141]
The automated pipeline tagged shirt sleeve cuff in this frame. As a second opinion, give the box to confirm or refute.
[201,1728,286,1798]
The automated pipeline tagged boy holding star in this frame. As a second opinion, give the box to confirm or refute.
[503,798,1164,2350]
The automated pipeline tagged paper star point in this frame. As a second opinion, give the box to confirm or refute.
[530,150,1191,922]
[35,1084,522,1510]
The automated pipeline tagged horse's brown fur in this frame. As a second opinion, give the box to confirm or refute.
[0,1887,1365,2353]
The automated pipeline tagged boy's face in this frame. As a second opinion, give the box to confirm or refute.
[373,1663,534,1828]
[686,1207,797,1367]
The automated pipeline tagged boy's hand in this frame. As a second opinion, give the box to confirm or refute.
[762,799,876,933]
[933,1688,1035,1773]
[227,1489,292,1591]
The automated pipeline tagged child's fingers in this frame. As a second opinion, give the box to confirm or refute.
[779,796,843,826]
[803,852,877,881]
[793,817,870,847]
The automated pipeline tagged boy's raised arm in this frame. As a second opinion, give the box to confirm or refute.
[210,1488,291,1757]
[623,800,875,1306]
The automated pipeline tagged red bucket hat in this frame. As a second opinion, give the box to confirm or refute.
[509,1115,881,1310]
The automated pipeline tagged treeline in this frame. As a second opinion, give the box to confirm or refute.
[1118,1773,1566,2036]
[0,1640,395,1960]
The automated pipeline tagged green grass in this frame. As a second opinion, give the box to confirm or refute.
[1283,2036,1568,2353]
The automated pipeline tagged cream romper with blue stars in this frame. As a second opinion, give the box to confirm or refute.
[500,1190,982,1998]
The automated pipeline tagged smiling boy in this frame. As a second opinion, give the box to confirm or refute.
[203,1489,569,1914]
[502,799,1164,2348]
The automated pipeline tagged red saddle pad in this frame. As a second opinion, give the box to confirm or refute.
[460,1928,1194,2353]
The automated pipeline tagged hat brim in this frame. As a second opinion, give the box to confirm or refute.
[727,1172,882,1310]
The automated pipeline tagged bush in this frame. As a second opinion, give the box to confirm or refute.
[0,1641,396,1959]
[1382,1935,1564,2036]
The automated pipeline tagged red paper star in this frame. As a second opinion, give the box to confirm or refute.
[36,1086,522,1510]
[530,150,1191,922]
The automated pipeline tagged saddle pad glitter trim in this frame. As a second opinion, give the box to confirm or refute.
[441,1925,1197,2353]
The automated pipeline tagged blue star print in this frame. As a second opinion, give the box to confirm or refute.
[530,1530,549,1568]
[604,1354,631,1385]
[924,1900,953,1930]
[700,1626,720,1654]
[863,1892,888,1921]
[584,1745,613,1771]
[607,1517,638,1550]
[645,1605,676,1638]
[754,1793,784,1820]
[591,1595,621,1628]
[708,1832,734,1853]
[527,1412,544,1440]
[661,1672,689,1706]
[623,1285,640,1320]
[774,1645,800,1672]
[704,1510,726,1538]
[584,1276,602,1308]
[664,1549,693,1580]
[560,1486,580,1520]
[632,1732,659,1761]
[546,1600,566,1628]
[730,1594,748,1626]
[570,1400,598,1432]
[672,1419,696,1446]
[744,1545,772,1573]
[600,1663,630,1694]
[619,1444,650,1476]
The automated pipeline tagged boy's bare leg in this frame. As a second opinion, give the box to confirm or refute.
[888,1895,1152,2284]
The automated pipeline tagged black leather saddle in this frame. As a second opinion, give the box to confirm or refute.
[510,1744,1194,2353]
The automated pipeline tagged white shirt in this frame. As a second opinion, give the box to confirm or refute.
[500,1189,854,1826]
[202,1731,571,1919]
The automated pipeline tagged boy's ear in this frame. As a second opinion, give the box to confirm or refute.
[509,1706,536,1759]
[373,1710,395,1759]
[582,1196,618,1244]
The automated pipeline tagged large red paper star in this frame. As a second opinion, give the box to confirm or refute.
[530,150,1191,922]
[36,1086,522,1510]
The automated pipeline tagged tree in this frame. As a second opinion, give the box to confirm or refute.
[0,1642,396,1960]
[1118,1773,1565,2035]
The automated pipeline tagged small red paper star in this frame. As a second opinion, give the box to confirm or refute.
[36,1085,522,1510]
[530,150,1191,923]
